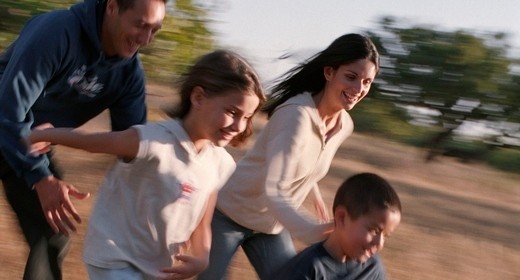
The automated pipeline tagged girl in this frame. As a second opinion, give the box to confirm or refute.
[28,50,265,280]
[198,33,380,280]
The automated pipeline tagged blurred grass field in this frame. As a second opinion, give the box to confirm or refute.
[1,84,519,280]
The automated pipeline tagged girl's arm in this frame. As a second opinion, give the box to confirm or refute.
[29,126,139,160]
[159,191,217,280]
[187,190,217,267]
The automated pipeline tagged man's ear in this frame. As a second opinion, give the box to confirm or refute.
[190,86,205,109]
[106,0,119,15]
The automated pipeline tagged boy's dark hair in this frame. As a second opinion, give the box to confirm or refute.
[333,173,401,220]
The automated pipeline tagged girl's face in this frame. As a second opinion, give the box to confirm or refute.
[195,89,260,147]
[323,59,377,112]
[337,206,401,263]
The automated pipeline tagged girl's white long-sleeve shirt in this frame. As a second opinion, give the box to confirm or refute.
[83,119,235,277]
[216,92,353,244]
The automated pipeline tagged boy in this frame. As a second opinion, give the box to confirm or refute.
[272,172,402,280]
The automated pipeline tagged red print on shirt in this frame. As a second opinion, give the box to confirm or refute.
[179,183,196,202]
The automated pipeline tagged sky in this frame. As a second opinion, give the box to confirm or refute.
[208,0,520,83]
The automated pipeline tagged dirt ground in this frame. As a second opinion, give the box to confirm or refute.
[1,84,519,279]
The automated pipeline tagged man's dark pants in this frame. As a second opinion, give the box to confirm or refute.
[0,153,70,280]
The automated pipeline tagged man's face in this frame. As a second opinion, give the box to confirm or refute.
[103,0,166,58]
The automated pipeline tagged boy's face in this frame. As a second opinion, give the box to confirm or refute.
[338,206,401,263]
[103,0,166,58]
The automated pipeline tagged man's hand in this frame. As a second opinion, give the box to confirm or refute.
[159,254,208,280]
[34,176,90,236]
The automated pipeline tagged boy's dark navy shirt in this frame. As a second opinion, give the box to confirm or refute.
[0,0,147,186]
[272,241,386,280]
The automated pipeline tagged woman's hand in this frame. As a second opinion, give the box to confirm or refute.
[314,196,330,223]
[312,186,330,223]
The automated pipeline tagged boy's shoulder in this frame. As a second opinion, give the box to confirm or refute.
[272,242,386,280]
[271,242,332,280]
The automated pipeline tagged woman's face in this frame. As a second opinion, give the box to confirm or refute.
[323,59,377,111]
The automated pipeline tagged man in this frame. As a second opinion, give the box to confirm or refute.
[0,0,167,278]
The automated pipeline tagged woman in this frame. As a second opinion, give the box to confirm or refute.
[198,33,380,280]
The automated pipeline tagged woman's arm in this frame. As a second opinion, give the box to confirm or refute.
[29,126,139,160]
[264,105,333,244]
[311,183,330,223]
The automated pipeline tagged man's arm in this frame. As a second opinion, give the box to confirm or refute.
[108,58,147,131]
[0,15,63,186]
[0,14,88,235]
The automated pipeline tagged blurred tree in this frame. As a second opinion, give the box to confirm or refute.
[140,0,215,83]
[0,0,76,47]
[367,17,520,161]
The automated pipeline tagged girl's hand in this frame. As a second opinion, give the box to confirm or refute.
[26,123,54,155]
[159,254,207,280]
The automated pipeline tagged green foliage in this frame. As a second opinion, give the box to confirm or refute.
[484,148,520,172]
[0,0,76,50]
[364,16,520,171]
[2,3,519,173]
[140,0,214,83]
[0,0,215,82]
[351,98,435,144]
[430,138,520,172]
[436,139,490,160]
[350,98,398,133]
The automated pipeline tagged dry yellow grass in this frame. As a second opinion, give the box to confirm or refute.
[1,84,518,279]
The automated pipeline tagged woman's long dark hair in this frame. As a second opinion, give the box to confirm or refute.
[262,33,380,117]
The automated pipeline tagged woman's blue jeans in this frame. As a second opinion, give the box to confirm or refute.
[197,209,296,280]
